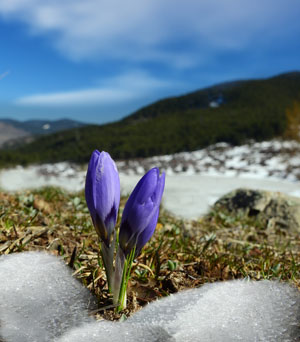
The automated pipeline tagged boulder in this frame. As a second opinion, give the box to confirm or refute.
[213,188,300,232]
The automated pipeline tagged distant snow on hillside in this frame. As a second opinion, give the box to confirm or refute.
[116,140,300,182]
[0,140,299,219]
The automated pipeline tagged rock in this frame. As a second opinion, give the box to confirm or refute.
[213,188,300,232]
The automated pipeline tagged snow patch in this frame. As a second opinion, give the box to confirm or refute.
[0,140,300,219]
[1,252,299,342]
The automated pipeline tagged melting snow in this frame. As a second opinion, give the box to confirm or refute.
[0,252,96,342]
[129,279,300,342]
[1,252,299,342]
[0,140,300,219]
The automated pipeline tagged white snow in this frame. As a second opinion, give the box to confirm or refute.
[0,163,85,192]
[128,279,300,342]
[0,140,300,219]
[1,252,299,342]
[55,321,175,342]
[0,252,96,342]
[42,124,50,130]
[119,173,300,219]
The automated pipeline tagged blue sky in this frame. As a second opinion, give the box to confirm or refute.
[0,0,300,124]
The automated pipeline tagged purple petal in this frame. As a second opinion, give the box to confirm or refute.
[85,150,100,219]
[122,168,161,230]
[135,168,159,204]
[153,172,165,205]
[119,168,165,255]
[135,207,159,256]
[104,202,119,238]
[93,152,120,222]
[85,150,120,245]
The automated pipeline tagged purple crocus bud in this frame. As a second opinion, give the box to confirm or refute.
[85,150,120,247]
[119,168,165,256]
[135,207,159,256]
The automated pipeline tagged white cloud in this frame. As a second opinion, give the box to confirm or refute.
[15,70,180,106]
[16,88,134,106]
[0,0,299,66]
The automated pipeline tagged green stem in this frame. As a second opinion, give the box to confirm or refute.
[117,258,128,311]
[115,246,136,312]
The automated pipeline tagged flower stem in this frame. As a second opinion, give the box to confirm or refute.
[100,236,115,293]
[114,246,136,312]
[113,247,125,305]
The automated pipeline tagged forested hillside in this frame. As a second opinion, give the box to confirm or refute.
[1,72,300,166]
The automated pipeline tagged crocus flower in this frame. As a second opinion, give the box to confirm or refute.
[119,168,165,256]
[135,207,159,256]
[85,150,120,247]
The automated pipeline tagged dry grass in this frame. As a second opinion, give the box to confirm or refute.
[0,187,299,320]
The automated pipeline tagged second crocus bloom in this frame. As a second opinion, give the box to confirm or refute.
[119,167,165,256]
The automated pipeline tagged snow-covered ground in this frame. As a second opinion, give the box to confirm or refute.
[1,252,299,342]
[0,140,300,219]
[117,140,300,181]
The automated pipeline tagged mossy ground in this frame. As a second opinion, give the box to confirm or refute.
[0,187,299,320]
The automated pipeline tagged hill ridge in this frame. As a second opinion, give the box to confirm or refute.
[0,70,300,166]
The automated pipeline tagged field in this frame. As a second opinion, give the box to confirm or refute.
[0,187,299,320]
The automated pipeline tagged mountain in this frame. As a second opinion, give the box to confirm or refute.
[0,118,86,148]
[1,71,300,166]
[0,122,31,147]
[0,118,86,136]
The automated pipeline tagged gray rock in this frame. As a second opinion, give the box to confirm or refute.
[213,188,300,232]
